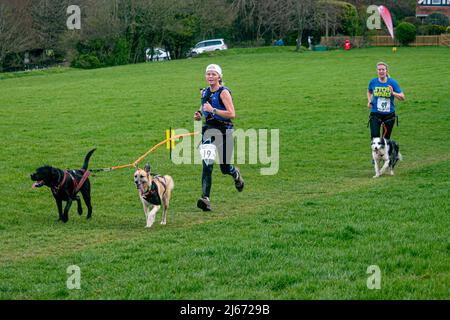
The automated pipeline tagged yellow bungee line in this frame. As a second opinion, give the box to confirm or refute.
[91,131,199,172]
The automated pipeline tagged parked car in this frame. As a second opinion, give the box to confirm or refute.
[190,39,228,56]
[145,48,170,61]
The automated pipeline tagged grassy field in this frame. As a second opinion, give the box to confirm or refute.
[0,47,449,299]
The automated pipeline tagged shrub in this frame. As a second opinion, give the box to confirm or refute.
[425,12,449,27]
[427,25,446,35]
[341,2,362,36]
[446,26,450,34]
[417,24,446,35]
[71,54,103,69]
[403,16,421,27]
[107,38,130,66]
[396,22,416,46]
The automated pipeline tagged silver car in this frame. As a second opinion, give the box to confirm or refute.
[190,39,228,56]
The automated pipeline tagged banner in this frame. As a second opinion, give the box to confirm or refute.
[378,6,394,39]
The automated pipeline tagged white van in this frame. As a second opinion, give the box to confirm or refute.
[190,39,228,56]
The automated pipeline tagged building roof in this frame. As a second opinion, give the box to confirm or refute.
[416,0,450,18]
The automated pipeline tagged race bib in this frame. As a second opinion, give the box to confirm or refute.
[377,97,391,113]
[199,143,216,165]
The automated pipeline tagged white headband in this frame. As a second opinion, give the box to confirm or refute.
[205,64,222,77]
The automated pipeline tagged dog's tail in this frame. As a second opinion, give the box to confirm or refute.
[394,142,402,161]
[82,148,96,170]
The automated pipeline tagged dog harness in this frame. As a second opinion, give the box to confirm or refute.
[141,175,167,206]
[52,169,91,197]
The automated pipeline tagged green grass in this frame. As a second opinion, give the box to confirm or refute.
[0,46,449,299]
[0,66,74,80]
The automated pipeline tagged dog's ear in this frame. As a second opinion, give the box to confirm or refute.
[144,163,151,174]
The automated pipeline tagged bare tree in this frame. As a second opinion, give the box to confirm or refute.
[0,2,33,70]
[266,0,294,41]
[191,0,233,40]
[318,0,353,37]
[31,0,69,51]
[231,0,292,44]
[254,0,289,42]
[80,0,124,40]
[285,0,319,51]
[231,0,258,42]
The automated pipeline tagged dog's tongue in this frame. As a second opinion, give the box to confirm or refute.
[32,180,45,188]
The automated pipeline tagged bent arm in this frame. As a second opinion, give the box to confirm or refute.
[390,82,405,101]
[393,91,405,101]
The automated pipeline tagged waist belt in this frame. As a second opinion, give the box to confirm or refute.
[205,117,233,129]
[367,113,398,127]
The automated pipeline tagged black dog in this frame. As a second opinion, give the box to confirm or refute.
[31,149,96,223]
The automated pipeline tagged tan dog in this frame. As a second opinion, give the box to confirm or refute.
[134,163,174,228]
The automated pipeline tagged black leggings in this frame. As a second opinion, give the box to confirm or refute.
[201,123,236,198]
[369,112,396,139]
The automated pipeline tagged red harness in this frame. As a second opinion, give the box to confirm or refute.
[52,169,91,196]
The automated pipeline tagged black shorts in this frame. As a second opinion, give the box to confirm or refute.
[369,112,396,139]
[202,122,233,165]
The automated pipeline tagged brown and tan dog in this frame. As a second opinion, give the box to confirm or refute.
[134,163,174,228]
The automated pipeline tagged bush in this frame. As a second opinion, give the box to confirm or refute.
[341,3,362,36]
[403,16,421,27]
[71,54,103,69]
[427,25,446,35]
[107,38,130,66]
[417,25,427,35]
[446,26,450,34]
[396,22,416,46]
[425,12,449,27]
[417,24,446,35]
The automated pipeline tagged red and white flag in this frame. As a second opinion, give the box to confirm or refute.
[378,5,394,39]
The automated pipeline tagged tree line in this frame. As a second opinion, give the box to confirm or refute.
[0,0,437,71]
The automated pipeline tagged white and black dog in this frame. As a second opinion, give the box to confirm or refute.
[371,137,402,178]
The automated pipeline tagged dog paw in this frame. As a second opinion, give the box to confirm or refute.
[390,171,395,176]
[373,175,380,178]
[160,221,166,225]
